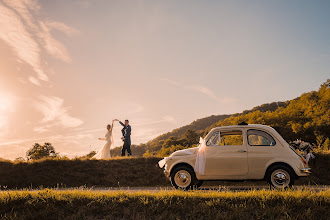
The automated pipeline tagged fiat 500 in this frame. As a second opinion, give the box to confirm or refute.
[158,124,311,189]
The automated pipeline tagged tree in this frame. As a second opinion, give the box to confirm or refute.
[86,151,96,158]
[14,157,25,162]
[142,150,153,158]
[183,129,199,147]
[26,142,58,160]
[162,136,179,149]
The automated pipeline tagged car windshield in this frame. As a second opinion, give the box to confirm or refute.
[206,131,220,146]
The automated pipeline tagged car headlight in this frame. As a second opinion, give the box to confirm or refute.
[158,157,168,168]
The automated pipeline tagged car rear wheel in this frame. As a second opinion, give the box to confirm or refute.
[267,165,295,189]
[170,166,196,190]
[196,180,204,188]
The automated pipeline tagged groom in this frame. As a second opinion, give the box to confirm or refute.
[115,119,132,156]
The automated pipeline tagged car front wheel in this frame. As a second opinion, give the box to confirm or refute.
[267,165,295,189]
[170,166,196,190]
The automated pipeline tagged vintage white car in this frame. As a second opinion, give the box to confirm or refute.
[158,124,311,189]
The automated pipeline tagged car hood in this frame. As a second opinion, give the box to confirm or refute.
[170,147,198,157]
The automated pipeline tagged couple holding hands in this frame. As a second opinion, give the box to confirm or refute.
[92,119,131,159]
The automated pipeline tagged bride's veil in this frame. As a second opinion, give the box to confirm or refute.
[110,120,115,149]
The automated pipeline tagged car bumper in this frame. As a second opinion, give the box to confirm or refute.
[300,168,311,174]
[158,158,170,178]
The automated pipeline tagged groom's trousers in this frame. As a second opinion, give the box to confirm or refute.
[121,140,132,156]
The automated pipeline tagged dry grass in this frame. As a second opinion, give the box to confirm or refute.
[0,189,329,219]
[0,153,329,190]
[0,157,169,189]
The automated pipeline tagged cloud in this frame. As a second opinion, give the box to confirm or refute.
[45,21,79,37]
[189,85,219,101]
[38,21,72,63]
[0,0,77,85]
[160,77,238,103]
[160,78,180,86]
[34,95,84,132]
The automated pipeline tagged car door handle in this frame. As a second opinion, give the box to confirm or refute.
[238,150,247,153]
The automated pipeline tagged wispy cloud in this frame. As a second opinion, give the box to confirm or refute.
[0,0,83,134]
[160,78,180,86]
[34,95,84,132]
[160,77,238,103]
[189,85,219,101]
[0,0,78,85]
[45,21,79,37]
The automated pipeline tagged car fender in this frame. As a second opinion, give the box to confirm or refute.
[264,158,301,178]
[167,156,196,175]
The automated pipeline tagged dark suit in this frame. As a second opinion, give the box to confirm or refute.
[119,121,132,156]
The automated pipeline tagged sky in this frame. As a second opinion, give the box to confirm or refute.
[0,0,329,160]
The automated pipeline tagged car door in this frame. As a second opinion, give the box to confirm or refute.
[245,129,279,178]
[204,129,248,176]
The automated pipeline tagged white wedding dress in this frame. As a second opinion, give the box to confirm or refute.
[92,122,114,159]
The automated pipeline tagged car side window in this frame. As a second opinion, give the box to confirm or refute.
[206,131,220,146]
[247,129,276,146]
[220,130,243,146]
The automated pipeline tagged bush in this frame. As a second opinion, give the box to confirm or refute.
[26,143,58,160]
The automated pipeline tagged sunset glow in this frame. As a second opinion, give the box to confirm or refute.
[0,0,329,160]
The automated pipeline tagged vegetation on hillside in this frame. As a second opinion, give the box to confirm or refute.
[206,80,330,150]
[0,189,329,219]
[124,80,329,157]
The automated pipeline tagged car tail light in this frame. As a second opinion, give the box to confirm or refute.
[300,157,308,166]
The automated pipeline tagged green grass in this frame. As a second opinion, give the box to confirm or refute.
[0,189,329,219]
[0,153,329,189]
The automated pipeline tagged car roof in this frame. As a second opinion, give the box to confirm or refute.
[213,124,272,129]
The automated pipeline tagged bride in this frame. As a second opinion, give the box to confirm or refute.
[92,120,114,159]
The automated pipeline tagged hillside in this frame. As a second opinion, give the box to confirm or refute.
[204,80,330,144]
[110,80,329,157]
[110,115,230,156]
[110,101,288,157]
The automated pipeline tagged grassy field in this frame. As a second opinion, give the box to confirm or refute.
[0,189,329,219]
[0,152,329,189]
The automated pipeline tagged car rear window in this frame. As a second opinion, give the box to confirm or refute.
[247,129,276,146]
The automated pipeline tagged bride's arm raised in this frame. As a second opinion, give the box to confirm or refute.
[110,120,114,133]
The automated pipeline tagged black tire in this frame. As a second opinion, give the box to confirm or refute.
[195,180,204,188]
[266,165,295,190]
[170,166,197,190]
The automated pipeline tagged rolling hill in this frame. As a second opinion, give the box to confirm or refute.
[111,80,329,157]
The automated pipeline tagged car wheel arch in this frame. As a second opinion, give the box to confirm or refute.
[170,162,195,176]
[264,162,297,180]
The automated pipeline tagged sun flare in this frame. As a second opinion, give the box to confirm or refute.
[0,92,12,111]
[0,92,13,128]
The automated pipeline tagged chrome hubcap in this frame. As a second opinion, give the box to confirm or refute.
[174,170,191,188]
[271,169,290,188]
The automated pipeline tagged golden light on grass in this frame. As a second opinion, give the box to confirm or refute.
[0,189,329,219]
